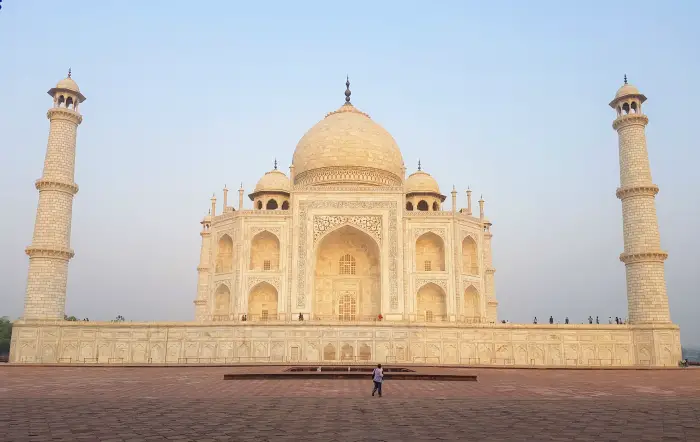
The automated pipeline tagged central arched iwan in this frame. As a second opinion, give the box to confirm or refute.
[314,225,381,320]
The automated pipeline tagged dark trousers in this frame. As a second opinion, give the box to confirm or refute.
[372,381,382,396]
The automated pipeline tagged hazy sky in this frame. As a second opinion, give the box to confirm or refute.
[1,1,698,345]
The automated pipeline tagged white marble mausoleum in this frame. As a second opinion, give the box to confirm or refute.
[9,74,682,367]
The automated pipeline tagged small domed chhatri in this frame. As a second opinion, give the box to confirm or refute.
[11,71,681,370]
[405,164,441,194]
[48,68,86,105]
[292,77,405,187]
[247,159,291,210]
[404,161,446,211]
[253,166,291,193]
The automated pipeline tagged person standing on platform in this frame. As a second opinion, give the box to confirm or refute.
[371,364,384,397]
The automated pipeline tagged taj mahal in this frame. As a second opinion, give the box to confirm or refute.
[9,72,682,367]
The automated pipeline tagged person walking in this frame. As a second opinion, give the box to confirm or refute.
[371,363,384,397]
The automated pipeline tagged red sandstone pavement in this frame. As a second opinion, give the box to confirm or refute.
[1,367,699,441]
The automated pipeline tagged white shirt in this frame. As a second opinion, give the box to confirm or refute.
[372,368,384,382]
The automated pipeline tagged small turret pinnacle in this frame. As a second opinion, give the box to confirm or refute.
[274,158,278,170]
[624,74,628,85]
[417,159,422,171]
[345,76,351,104]
[68,68,72,78]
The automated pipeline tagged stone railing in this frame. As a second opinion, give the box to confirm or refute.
[203,314,488,324]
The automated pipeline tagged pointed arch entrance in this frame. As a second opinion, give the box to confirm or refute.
[248,282,278,321]
[464,285,480,322]
[314,225,381,320]
[416,282,447,322]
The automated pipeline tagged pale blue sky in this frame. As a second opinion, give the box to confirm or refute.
[1,1,699,345]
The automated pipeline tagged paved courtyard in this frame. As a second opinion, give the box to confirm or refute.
[0,367,699,441]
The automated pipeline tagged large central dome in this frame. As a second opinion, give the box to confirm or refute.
[292,83,405,187]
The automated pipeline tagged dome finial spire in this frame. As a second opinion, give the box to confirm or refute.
[417,159,422,171]
[624,74,628,85]
[68,67,72,78]
[274,158,278,170]
[344,75,351,104]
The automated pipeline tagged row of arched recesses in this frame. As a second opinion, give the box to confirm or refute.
[255,199,290,210]
[213,281,279,320]
[212,280,481,323]
[416,282,481,322]
[617,100,642,116]
[215,230,281,273]
[414,232,479,275]
[323,343,372,361]
[406,200,440,211]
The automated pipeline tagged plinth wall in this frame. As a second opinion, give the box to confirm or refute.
[9,321,681,367]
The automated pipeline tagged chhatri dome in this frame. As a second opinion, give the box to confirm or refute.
[253,161,291,193]
[613,75,646,101]
[292,78,405,186]
[405,162,441,195]
[48,68,87,103]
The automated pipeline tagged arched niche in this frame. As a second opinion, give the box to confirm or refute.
[215,234,234,273]
[314,225,381,320]
[281,201,290,210]
[250,230,280,271]
[463,285,480,321]
[417,200,429,211]
[416,282,447,322]
[248,282,278,320]
[214,284,231,316]
[323,343,336,361]
[416,232,445,271]
[266,199,278,210]
[359,343,372,361]
[461,236,478,275]
[341,343,354,361]
[406,201,414,211]
[432,201,439,211]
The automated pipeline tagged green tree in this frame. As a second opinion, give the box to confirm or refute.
[0,317,13,354]
[64,315,78,321]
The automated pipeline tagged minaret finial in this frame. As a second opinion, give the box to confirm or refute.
[274,158,278,170]
[624,74,628,85]
[417,159,422,171]
[345,76,351,104]
[68,68,72,78]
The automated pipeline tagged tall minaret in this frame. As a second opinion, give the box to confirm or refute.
[610,76,670,324]
[23,70,86,321]
[194,213,212,321]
